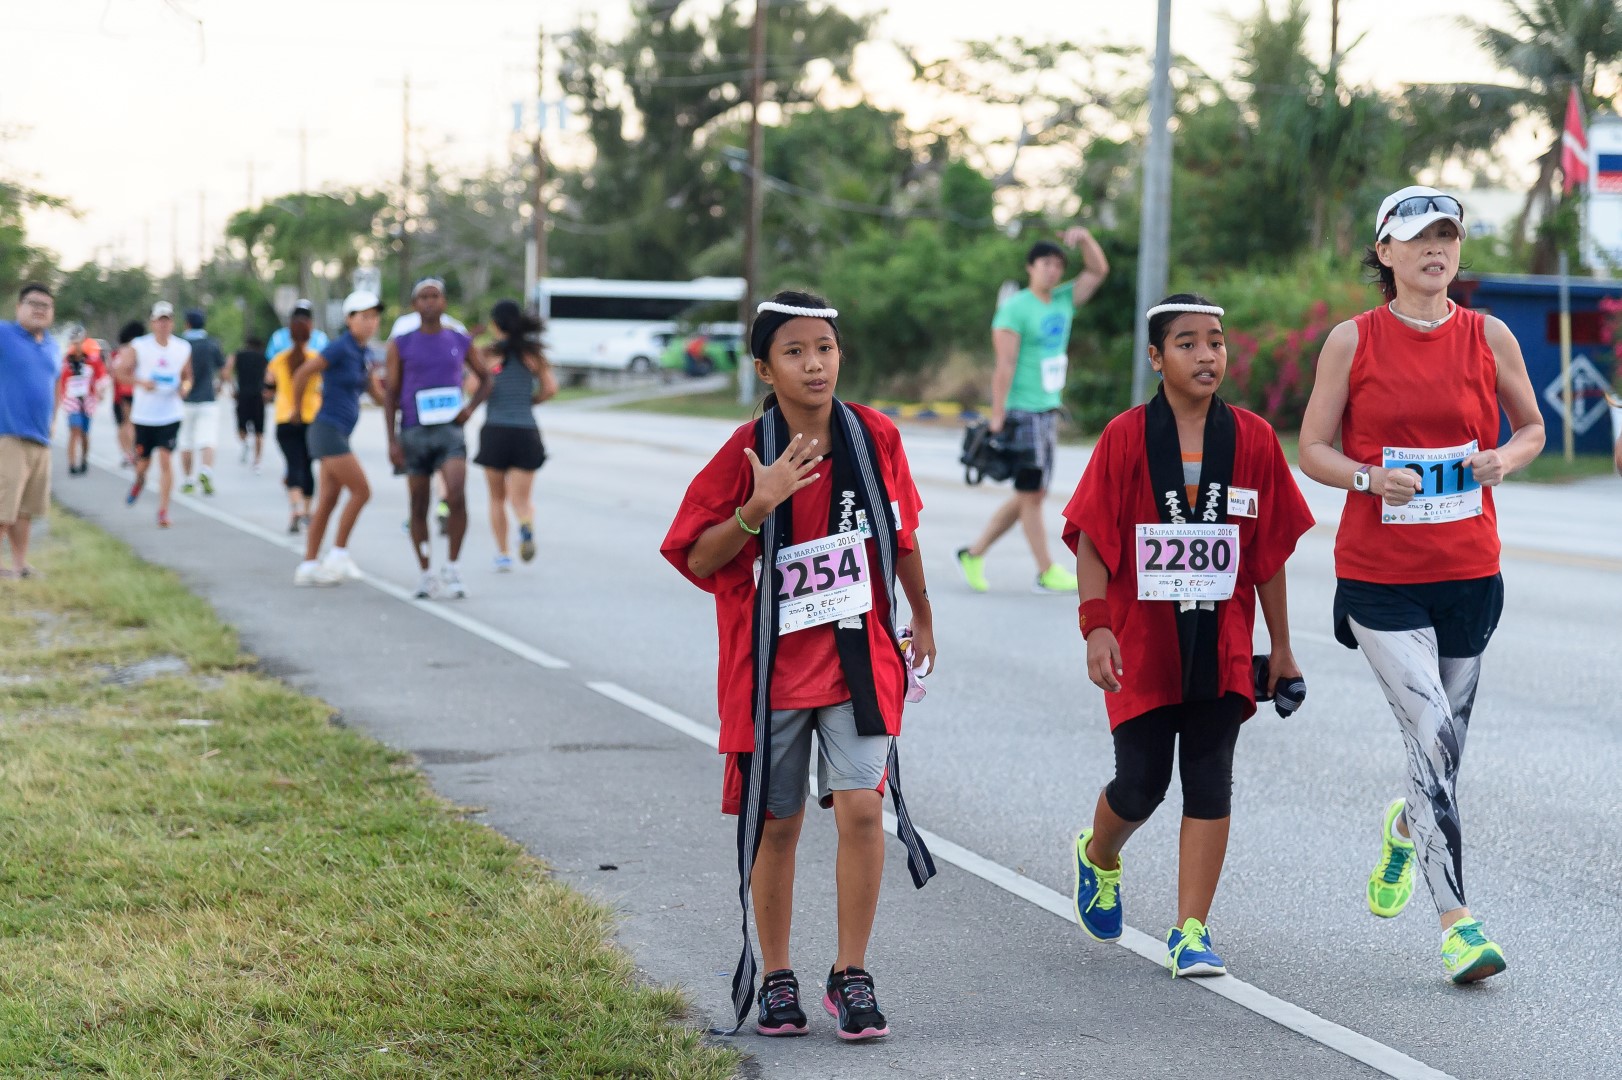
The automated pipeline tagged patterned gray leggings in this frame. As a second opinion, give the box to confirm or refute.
[1348,617,1483,915]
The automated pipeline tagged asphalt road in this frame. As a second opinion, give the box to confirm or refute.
[48,393,1622,1080]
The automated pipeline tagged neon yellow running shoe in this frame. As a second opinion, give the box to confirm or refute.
[1034,563,1078,595]
[955,548,989,593]
[1441,918,1507,984]
[1367,797,1415,918]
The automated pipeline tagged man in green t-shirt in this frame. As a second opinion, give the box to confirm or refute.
[957,228,1108,594]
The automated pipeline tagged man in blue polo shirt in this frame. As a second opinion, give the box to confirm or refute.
[0,283,60,579]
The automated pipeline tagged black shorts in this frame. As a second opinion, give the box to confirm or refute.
[134,421,180,459]
[1333,574,1505,658]
[113,397,130,425]
[236,395,265,435]
[474,425,546,472]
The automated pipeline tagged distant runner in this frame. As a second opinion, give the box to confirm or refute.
[178,309,226,495]
[116,301,193,528]
[474,300,555,571]
[384,278,490,599]
[55,327,109,476]
[227,334,268,471]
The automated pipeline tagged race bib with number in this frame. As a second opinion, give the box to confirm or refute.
[1381,440,1482,525]
[152,369,179,390]
[1135,523,1240,602]
[415,386,463,426]
[775,530,872,635]
[65,375,90,398]
[1040,354,1068,394]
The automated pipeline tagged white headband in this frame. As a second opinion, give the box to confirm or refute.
[1146,303,1224,319]
[756,301,839,319]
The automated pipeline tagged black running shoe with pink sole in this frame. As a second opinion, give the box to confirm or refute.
[823,966,889,1041]
[755,969,808,1036]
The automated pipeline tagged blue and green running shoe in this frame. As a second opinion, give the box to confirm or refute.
[1165,917,1225,978]
[1368,797,1416,918]
[1071,829,1123,941]
[1440,917,1507,984]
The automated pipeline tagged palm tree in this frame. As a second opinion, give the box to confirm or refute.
[1464,0,1622,265]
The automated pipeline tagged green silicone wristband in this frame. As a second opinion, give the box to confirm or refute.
[735,506,762,535]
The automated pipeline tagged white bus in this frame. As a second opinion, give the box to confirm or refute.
[536,277,746,371]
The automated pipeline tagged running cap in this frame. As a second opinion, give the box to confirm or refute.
[1145,302,1225,319]
[411,277,446,299]
[150,300,174,319]
[290,298,315,317]
[65,323,87,343]
[1375,185,1464,243]
[342,290,383,315]
[184,309,206,328]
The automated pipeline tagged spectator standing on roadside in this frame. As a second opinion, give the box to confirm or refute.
[178,309,225,495]
[0,284,60,579]
[956,228,1109,596]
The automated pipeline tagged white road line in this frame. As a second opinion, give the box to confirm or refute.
[583,679,1458,1080]
[80,451,1453,1080]
[86,452,572,670]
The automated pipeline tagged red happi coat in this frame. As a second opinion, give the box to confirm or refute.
[1062,403,1315,729]
[661,404,923,754]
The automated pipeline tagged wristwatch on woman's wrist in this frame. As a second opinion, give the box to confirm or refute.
[1351,465,1373,493]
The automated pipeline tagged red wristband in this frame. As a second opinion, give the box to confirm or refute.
[1079,599,1113,638]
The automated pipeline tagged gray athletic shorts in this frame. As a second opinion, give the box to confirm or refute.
[1004,408,1059,492]
[306,420,352,461]
[765,700,891,818]
[399,423,466,477]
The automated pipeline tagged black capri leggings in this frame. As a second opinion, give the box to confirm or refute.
[276,421,315,498]
[1104,694,1244,822]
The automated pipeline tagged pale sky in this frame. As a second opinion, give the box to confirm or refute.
[4,0,1521,270]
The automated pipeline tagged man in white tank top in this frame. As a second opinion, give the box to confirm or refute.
[113,301,193,527]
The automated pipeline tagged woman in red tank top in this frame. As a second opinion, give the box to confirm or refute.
[1299,186,1545,985]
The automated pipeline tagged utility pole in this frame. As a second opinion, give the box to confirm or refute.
[737,0,768,406]
[1131,0,1174,405]
[1330,0,1341,66]
[197,190,206,279]
[527,24,550,313]
[399,76,413,306]
[299,124,309,193]
[171,202,181,281]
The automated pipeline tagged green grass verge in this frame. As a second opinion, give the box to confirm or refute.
[0,512,737,1079]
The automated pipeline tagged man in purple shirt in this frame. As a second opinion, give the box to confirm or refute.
[0,283,60,578]
[384,277,491,599]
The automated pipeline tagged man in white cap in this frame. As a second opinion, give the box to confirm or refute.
[388,278,467,340]
[114,301,193,528]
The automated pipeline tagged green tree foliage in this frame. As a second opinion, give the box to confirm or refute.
[226,191,389,294]
[0,177,64,300]
[411,162,529,312]
[54,265,158,340]
[1464,0,1622,267]
[551,0,871,279]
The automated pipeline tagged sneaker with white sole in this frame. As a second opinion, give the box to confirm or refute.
[493,554,515,573]
[322,549,364,581]
[294,560,338,587]
[440,563,467,599]
[414,570,440,600]
[1165,917,1226,978]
